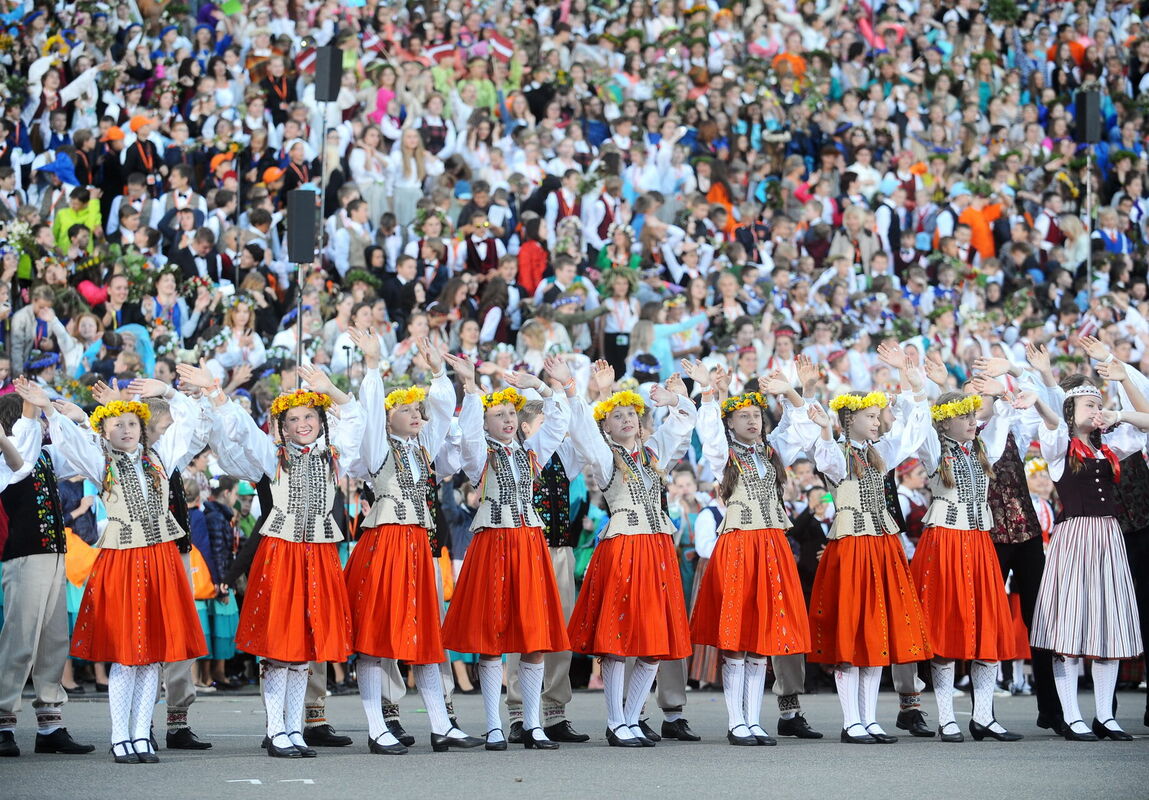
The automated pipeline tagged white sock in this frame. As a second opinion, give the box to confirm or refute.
[285,665,309,747]
[722,658,748,735]
[971,660,1003,730]
[130,663,160,752]
[262,662,288,739]
[108,663,137,747]
[931,660,957,729]
[414,663,457,737]
[835,666,862,731]
[624,660,659,727]
[1010,659,1027,690]
[1092,659,1122,732]
[478,660,505,742]
[663,710,683,722]
[601,657,634,739]
[1053,656,1088,733]
[357,657,389,740]
[858,666,886,735]
[517,661,547,741]
[744,656,768,732]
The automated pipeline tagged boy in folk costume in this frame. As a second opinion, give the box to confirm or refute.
[805,353,934,744]
[439,353,575,751]
[17,378,210,764]
[190,364,365,758]
[684,360,818,747]
[565,363,698,747]
[341,330,483,754]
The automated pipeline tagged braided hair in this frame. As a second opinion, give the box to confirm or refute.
[933,391,995,489]
[601,409,667,484]
[275,406,336,477]
[717,404,786,502]
[836,395,886,479]
[101,423,164,494]
[1060,375,1104,475]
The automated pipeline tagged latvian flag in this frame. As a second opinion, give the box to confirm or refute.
[488,32,514,62]
[425,41,456,64]
[296,46,317,74]
[362,30,390,55]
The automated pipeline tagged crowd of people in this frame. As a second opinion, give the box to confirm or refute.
[0,0,1147,763]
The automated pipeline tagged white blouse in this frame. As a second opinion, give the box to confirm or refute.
[811,392,932,484]
[346,367,455,478]
[697,396,819,476]
[455,391,569,486]
[1037,420,1147,482]
[569,394,697,489]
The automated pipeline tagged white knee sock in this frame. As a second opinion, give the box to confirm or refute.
[108,663,137,747]
[971,660,1003,729]
[858,666,886,735]
[601,657,634,739]
[478,660,505,742]
[130,663,160,752]
[624,660,659,727]
[414,663,456,736]
[357,657,393,741]
[1053,656,1088,733]
[262,662,288,739]
[930,660,956,729]
[1092,659,1122,732]
[834,666,862,731]
[284,665,309,747]
[517,661,547,741]
[743,656,768,732]
[722,658,748,735]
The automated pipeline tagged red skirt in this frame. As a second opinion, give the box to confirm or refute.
[441,526,569,655]
[910,526,1017,662]
[809,534,933,667]
[1009,594,1032,659]
[690,528,811,656]
[568,532,692,660]
[236,537,353,663]
[71,541,206,665]
[345,524,444,664]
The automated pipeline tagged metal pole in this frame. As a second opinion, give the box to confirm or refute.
[1086,145,1093,302]
[295,101,330,377]
[294,261,304,372]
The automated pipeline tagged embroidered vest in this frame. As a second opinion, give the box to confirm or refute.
[1116,454,1149,534]
[719,442,791,534]
[169,468,192,553]
[261,447,341,543]
[825,444,901,539]
[363,439,434,530]
[987,432,1042,544]
[471,438,542,531]
[0,449,66,561]
[534,453,577,548]
[99,448,186,549]
[923,437,994,531]
[600,445,674,539]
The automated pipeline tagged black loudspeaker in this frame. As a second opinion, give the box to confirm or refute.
[1075,90,1101,144]
[314,46,342,102]
[286,189,317,263]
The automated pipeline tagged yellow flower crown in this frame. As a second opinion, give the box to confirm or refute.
[594,390,646,421]
[721,392,767,417]
[270,390,334,418]
[385,386,427,410]
[829,391,889,413]
[931,394,983,422]
[481,387,526,411]
[1025,457,1048,477]
[89,401,151,432]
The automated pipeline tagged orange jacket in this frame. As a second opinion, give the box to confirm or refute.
[958,203,1002,260]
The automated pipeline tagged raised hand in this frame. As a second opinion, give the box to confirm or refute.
[649,383,677,407]
[347,327,381,365]
[969,374,1006,397]
[1098,409,1121,429]
[124,378,171,399]
[442,352,476,384]
[1010,391,1038,410]
[796,354,819,389]
[923,350,948,387]
[971,356,1012,378]
[1025,343,1051,373]
[1096,359,1128,382]
[679,358,710,388]
[504,370,543,391]
[712,364,731,399]
[590,359,615,394]
[1078,334,1111,362]
[807,403,832,429]
[543,355,573,387]
[876,340,906,369]
[51,398,88,424]
[758,370,792,396]
[298,364,335,394]
[91,380,123,405]
[665,372,688,397]
[13,377,51,410]
[176,360,217,391]
[415,336,444,374]
[901,354,924,393]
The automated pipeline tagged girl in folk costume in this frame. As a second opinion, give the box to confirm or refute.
[341,331,483,754]
[18,378,210,764]
[1015,366,1149,741]
[197,364,365,758]
[566,361,698,748]
[684,360,818,747]
[805,355,934,744]
[438,353,574,751]
[912,390,1022,742]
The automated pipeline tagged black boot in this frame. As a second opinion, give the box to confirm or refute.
[659,718,699,741]
[166,728,212,750]
[302,724,352,747]
[777,714,823,739]
[895,709,935,737]
[507,721,524,744]
[0,731,19,757]
[543,720,590,742]
[385,719,415,747]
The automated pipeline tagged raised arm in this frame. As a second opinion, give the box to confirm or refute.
[807,403,847,484]
[126,378,210,473]
[506,362,570,467]
[647,383,697,470]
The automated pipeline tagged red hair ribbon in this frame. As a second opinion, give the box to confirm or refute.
[1068,438,1121,483]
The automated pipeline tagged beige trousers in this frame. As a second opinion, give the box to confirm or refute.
[0,554,69,723]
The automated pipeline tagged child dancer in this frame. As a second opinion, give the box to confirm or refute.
[439,354,574,750]
[566,361,697,747]
[342,331,482,753]
[806,356,933,744]
[685,361,817,746]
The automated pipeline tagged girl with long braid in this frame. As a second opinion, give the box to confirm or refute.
[16,377,210,765]
[805,353,933,745]
[683,360,818,747]
[341,330,483,754]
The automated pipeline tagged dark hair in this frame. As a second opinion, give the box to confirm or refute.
[717,405,786,502]
[0,394,22,436]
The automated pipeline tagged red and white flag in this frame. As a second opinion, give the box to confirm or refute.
[488,32,514,62]
[296,46,317,74]
[425,41,455,64]
[362,30,390,54]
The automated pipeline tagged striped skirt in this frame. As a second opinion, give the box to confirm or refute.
[1030,516,1143,659]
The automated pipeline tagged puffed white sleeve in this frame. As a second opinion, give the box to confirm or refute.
[328,399,366,470]
[649,394,697,470]
[694,508,719,560]
[874,392,931,467]
[917,426,942,475]
[697,398,729,475]
[153,390,211,474]
[811,435,847,485]
[0,416,43,488]
[1103,422,1149,461]
[209,401,277,481]
[353,367,391,478]
[435,419,463,480]
[1037,420,1069,481]
[555,395,592,477]
[524,393,570,467]
[457,393,489,484]
[767,396,820,466]
[567,399,616,487]
[979,400,1013,465]
[422,371,458,463]
[46,412,106,485]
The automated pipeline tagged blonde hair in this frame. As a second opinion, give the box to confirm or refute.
[626,320,654,360]
[835,393,887,478]
[932,391,995,488]
[401,130,429,181]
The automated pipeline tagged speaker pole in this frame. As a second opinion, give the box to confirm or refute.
[294,259,304,371]
[1086,144,1093,303]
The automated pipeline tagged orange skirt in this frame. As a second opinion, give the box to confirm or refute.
[345,524,444,664]
[71,541,206,665]
[236,537,353,663]
[690,528,811,656]
[809,534,933,667]
[568,532,692,660]
[910,527,1016,662]
[441,526,569,655]
[1009,594,1032,659]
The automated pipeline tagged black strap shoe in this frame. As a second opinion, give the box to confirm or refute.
[507,721,524,744]
[166,727,212,750]
[1036,713,1067,736]
[522,728,559,750]
[288,731,317,757]
[0,730,18,757]
[840,724,877,744]
[267,732,301,758]
[35,728,94,754]
[727,726,758,746]
[660,718,699,741]
[385,719,415,747]
[777,714,823,739]
[1062,720,1099,742]
[895,709,935,737]
[110,740,138,764]
[303,724,353,747]
[485,729,508,751]
[605,725,644,748]
[430,728,485,751]
[131,738,159,763]
[747,724,777,746]
[864,724,898,743]
[544,720,590,743]
[968,719,1023,742]
[368,733,408,755]
[640,719,663,742]
[938,722,965,743]
[1092,718,1134,741]
[628,724,656,747]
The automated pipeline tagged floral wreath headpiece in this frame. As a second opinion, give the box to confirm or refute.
[1025,457,1048,477]
[828,391,889,413]
[385,386,428,409]
[931,393,982,422]
[199,328,230,353]
[593,390,646,421]
[481,386,526,411]
[270,390,333,418]
[89,400,151,432]
[721,392,768,417]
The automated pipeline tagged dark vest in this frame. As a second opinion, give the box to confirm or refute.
[534,453,578,548]
[0,449,65,561]
[884,471,906,528]
[169,468,192,553]
[1053,456,1118,522]
[1116,453,1149,534]
[426,468,445,553]
[987,432,1042,544]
